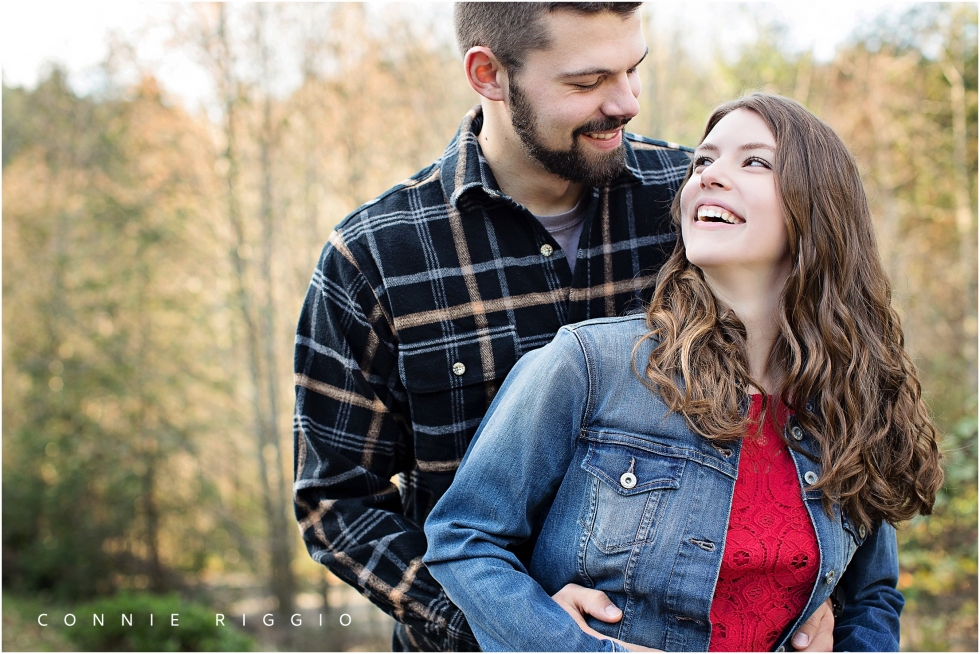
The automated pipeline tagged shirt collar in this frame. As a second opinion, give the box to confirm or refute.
[441,105,643,209]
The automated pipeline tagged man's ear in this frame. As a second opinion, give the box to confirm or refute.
[463,46,507,102]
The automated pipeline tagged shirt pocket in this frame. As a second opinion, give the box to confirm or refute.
[579,434,687,554]
[397,324,520,393]
[397,324,520,466]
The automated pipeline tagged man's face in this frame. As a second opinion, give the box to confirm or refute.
[505,9,647,186]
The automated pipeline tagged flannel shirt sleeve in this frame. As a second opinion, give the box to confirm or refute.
[293,230,479,651]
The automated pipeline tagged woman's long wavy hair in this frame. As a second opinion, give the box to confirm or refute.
[637,93,943,531]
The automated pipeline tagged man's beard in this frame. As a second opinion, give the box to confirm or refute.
[508,76,629,187]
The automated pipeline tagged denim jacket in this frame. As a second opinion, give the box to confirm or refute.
[424,315,902,652]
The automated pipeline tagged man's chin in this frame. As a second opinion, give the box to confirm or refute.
[522,136,628,186]
[564,145,627,185]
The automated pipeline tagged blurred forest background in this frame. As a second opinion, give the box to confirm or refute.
[2,3,977,651]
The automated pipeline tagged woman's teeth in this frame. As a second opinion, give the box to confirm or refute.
[697,206,742,224]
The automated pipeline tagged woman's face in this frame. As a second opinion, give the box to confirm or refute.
[679,108,791,281]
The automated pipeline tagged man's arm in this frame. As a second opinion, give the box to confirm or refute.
[293,231,478,651]
[832,522,903,651]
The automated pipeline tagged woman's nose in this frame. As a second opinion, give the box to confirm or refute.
[699,161,731,189]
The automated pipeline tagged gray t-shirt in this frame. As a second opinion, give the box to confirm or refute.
[533,194,588,275]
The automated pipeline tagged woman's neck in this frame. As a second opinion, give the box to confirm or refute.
[701,265,788,393]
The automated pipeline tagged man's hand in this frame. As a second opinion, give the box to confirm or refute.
[552,583,623,638]
[551,583,661,652]
[791,598,835,651]
[553,583,831,652]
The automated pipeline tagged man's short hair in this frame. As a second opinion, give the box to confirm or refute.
[454,3,642,74]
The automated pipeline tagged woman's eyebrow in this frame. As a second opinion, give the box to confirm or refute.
[695,142,776,153]
[739,142,776,152]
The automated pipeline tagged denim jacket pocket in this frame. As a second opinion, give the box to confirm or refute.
[579,436,687,554]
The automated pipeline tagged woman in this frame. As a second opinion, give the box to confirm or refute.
[423,93,943,652]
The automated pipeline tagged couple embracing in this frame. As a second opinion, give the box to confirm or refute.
[293,3,942,652]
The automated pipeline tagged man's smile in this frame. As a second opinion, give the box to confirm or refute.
[581,128,623,149]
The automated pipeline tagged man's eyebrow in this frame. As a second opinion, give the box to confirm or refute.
[695,142,776,153]
[558,47,649,79]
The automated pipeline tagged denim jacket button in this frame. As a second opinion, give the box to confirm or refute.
[858,524,868,539]
[825,570,836,584]
[804,471,818,485]
[790,425,804,441]
[620,472,637,489]
[776,647,786,652]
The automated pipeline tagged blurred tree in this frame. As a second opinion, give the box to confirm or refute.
[173,4,299,630]
[172,3,472,628]
[2,71,238,597]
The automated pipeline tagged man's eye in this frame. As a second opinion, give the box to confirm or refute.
[573,80,601,90]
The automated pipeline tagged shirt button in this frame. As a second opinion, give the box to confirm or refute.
[804,471,818,485]
[776,647,786,652]
[451,362,466,376]
[790,425,804,441]
[858,524,868,539]
[825,570,836,584]
[540,244,554,257]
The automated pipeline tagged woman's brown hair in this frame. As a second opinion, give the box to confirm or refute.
[638,93,944,531]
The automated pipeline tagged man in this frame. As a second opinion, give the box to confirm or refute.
[294,3,834,651]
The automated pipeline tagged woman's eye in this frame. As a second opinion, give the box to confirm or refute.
[693,155,712,169]
[745,156,772,168]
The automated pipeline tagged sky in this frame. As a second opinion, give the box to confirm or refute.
[1,1,925,109]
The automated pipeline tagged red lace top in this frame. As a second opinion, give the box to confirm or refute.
[708,395,820,651]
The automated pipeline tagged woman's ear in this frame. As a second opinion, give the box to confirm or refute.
[463,46,507,102]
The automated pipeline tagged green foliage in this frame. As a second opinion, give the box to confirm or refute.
[896,402,978,650]
[61,594,253,652]
[3,72,247,599]
[3,593,76,651]
[2,450,137,598]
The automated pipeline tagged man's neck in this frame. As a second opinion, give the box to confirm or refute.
[477,103,586,216]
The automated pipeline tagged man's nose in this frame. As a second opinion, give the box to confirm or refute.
[601,72,641,121]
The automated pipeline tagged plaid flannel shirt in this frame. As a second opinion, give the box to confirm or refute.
[294,106,691,651]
